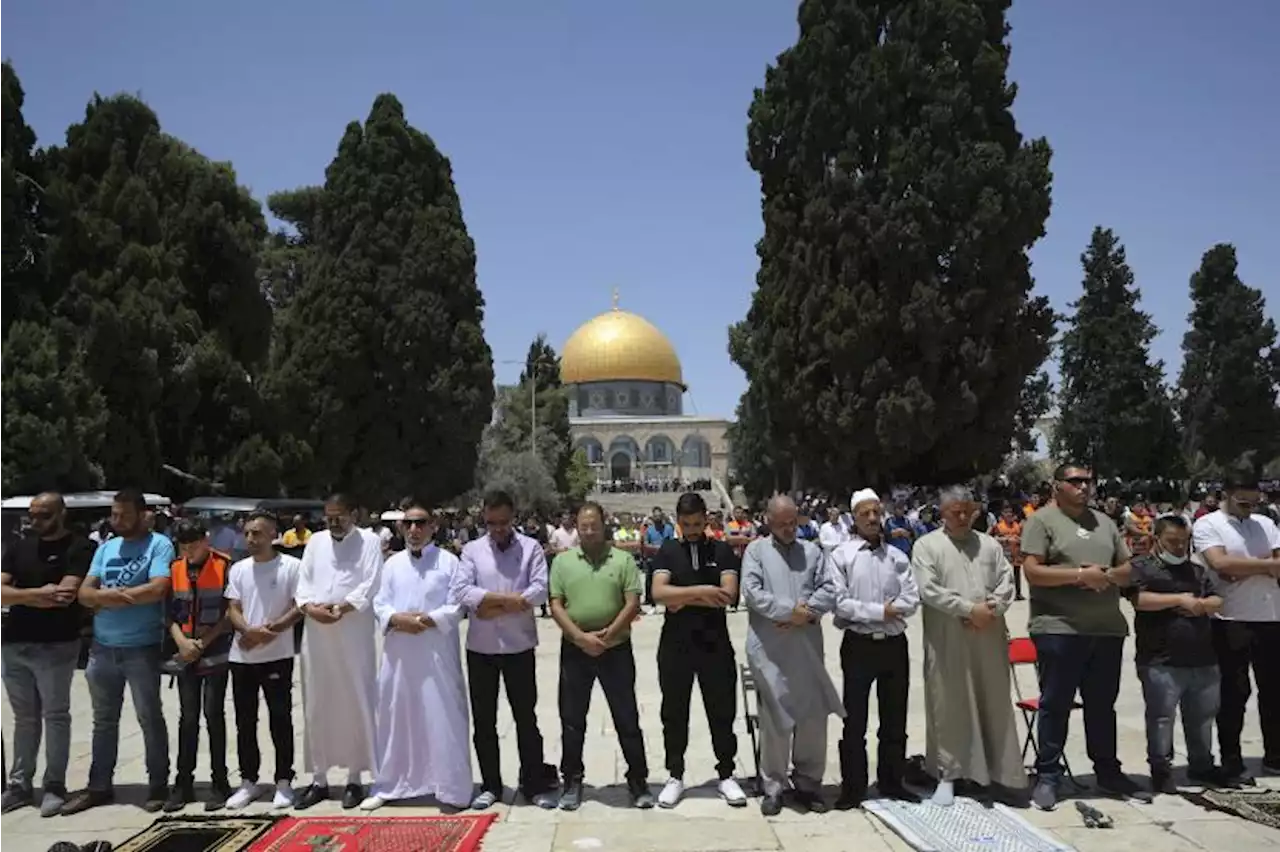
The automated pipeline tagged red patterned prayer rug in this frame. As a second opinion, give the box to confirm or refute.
[249,814,499,852]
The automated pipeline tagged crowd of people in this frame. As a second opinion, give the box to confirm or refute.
[1,464,1277,822]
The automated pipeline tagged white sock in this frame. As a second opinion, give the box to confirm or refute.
[932,780,955,806]
[313,772,329,788]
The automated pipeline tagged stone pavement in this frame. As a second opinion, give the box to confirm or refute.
[3,602,1278,851]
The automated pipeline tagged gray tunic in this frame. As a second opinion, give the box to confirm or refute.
[912,528,1025,787]
[741,536,844,730]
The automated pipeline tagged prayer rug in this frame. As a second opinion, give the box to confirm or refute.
[1183,788,1280,830]
[865,798,1076,852]
[111,816,280,852]
[249,814,499,852]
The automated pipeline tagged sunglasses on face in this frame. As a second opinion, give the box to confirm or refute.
[404,518,431,528]
[1062,477,1093,487]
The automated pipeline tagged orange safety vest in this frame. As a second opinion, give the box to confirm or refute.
[169,551,232,669]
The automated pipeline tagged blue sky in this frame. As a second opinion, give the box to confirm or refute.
[6,1,1277,418]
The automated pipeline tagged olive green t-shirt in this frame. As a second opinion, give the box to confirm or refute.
[550,546,643,641]
[1020,506,1131,637]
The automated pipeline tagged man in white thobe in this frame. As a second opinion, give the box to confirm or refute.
[361,504,471,810]
[912,486,1024,806]
[741,495,843,816]
[294,493,382,810]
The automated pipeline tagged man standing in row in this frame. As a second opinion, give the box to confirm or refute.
[362,503,471,811]
[827,489,918,810]
[912,486,1023,806]
[65,490,175,815]
[164,520,234,812]
[1021,464,1143,811]
[741,495,843,816]
[1193,468,1280,782]
[550,502,651,810]
[1,493,94,817]
[224,512,303,810]
[450,490,558,810]
[651,493,747,808]
[294,493,382,810]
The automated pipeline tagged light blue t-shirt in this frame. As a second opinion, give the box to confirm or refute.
[645,522,675,547]
[88,533,175,648]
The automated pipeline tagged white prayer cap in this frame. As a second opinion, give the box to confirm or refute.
[850,488,881,510]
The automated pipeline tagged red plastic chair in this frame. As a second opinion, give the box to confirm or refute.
[1008,636,1082,785]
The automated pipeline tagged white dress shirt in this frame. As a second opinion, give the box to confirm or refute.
[827,535,920,636]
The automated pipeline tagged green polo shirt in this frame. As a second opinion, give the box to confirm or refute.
[550,545,642,640]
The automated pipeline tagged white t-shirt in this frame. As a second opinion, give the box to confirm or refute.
[551,526,580,551]
[1192,509,1280,622]
[225,554,302,664]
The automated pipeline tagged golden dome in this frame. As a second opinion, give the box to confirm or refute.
[561,306,684,388]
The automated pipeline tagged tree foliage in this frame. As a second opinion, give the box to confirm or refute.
[264,94,494,505]
[1177,244,1280,470]
[1053,227,1180,478]
[737,0,1055,491]
[474,386,561,514]
[38,94,274,491]
[2,62,46,334]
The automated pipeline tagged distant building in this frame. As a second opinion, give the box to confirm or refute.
[561,297,730,486]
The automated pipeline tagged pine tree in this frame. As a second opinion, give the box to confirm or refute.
[738,0,1055,490]
[1053,227,1180,478]
[1178,244,1280,471]
[1,61,47,334]
[265,94,494,504]
[39,93,274,490]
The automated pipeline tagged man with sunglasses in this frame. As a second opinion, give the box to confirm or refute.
[0,493,95,816]
[1021,463,1143,810]
[1192,467,1280,782]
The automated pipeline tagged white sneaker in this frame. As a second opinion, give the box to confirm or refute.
[718,777,747,807]
[224,781,261,811]
[358,794,387,812]
[657,777,685,809]
[270,784,296,810]
[470,790,499,810]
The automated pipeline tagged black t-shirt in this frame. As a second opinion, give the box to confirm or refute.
[1125,553,1216,668]
[653,537,739,647]
[1,534,96,643]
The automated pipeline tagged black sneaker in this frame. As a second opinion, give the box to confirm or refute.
[793,788,829,813]
[1,785,33,814]
[1149,770,1177,796]
[143,784,169,813]
[1186,766,1228,787]
[834,785,864,811]
[1098,772,1151,803]
[559,781,583,811]
[629,782,654,809]
[206,779,233,812]
[163,784,196,813]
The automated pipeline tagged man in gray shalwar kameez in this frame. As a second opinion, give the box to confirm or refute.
[740,495,844,816]
[911,486,1026,806]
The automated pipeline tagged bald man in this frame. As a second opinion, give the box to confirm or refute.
[1,493,95,816]
[740,495,843,816]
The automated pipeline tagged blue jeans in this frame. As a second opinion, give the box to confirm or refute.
[1033,634,1124,783]
[85,643,168,791]
[1,640,81,791]
[1138,665,1219,774]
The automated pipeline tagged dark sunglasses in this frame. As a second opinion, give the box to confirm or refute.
[1062,477,1093,487]
[404,518,431,528]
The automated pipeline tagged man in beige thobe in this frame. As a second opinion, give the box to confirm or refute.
[911,486,1025,805]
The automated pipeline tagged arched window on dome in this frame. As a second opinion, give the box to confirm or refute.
[645,435,675,465]
[681,435,712,469]
[575,437,604,465]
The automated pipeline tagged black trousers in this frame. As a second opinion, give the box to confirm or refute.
[175,668,228,786]
[657,630,737,779]
[467,649,555,795]
[839,632,909,793]
[1214,619,1280,769]
[559,640,648,785]
[230,659,295,783]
